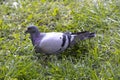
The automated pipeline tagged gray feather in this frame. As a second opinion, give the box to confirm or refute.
[72,31,96,40]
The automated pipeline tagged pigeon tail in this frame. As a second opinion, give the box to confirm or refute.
[72,31,96,40]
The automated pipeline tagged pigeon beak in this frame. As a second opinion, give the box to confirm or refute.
[25,30,29,35]
[25,30,28,34]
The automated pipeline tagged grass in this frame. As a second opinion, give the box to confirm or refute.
[0,0,120,80]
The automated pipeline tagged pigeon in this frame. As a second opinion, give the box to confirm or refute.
[25,26,95,54]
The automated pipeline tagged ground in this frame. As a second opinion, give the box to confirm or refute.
[0,0,120,80]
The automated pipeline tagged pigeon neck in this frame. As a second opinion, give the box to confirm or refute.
[30,32,40,46]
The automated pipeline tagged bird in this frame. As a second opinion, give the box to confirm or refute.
[25,25,95,54]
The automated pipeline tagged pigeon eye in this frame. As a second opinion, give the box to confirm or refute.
[28,28,31,30]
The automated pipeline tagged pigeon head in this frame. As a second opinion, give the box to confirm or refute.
[25,26,39,34]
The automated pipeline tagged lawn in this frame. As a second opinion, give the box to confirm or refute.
[0,0,120,80]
